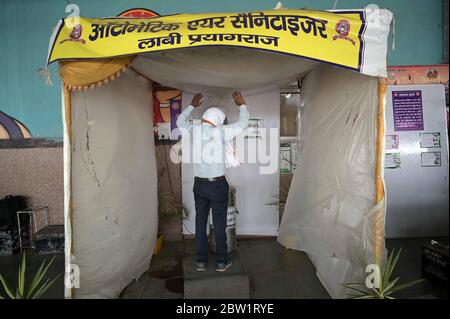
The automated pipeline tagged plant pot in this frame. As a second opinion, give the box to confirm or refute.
[153,232,164,255]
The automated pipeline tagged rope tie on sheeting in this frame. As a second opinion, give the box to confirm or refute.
[391,16,396,51]
[333,0,339,10]
[274,1,285,10]
[36,67,53,86]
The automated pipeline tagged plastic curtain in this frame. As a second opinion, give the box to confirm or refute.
[277,64,385,299]
[132,47,317,95]
[67,69,157,298]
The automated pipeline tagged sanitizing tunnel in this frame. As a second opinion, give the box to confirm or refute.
[46,8,393,298]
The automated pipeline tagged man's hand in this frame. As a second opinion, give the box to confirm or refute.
[232,91,246,106]
[191,93,203,107]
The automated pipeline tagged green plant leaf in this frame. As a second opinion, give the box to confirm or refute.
[343,284,370,296]
[26,259,46,298]
[386,278,424,296]
[353,295,375,299]
[18,252,26,298]
[31,279,50,299]
[0,252,61,299]
[381,277,400,295]
[355,249,368,268]
[387,248,402,283]
[0,273,15,299]
[380,248,393,288]
[382,248,402,288]
[26,262,47,297]
[347,293,369,299]
[32,274,61,299]
[371,287,383,298]
[26,255,56,298]
[343,282,366,286]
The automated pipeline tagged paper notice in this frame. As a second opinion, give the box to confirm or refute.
[385,152,401,169]
[385,134,399,149]
[421,151,441,167]
[280,143,291,174]
[245,119,263,139]
[420,132,441,148]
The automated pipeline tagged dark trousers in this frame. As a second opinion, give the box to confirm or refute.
[193,178,229,264]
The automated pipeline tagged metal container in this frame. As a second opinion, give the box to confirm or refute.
[209,207,237,253]
[228,186,236,207]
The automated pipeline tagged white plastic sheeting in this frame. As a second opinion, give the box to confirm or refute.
[64,60,384,299]
[333,8,393,77]
[68,70,157,298]
[132,45,385,298]
[277,64,384,299]
[132,47,317,96]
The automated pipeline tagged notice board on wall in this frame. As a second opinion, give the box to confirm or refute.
[384,84,449,238]
[392,90,424,131]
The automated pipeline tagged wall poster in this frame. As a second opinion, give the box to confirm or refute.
[392,90,424,131]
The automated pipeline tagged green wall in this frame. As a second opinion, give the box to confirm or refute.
[0,0,445,139]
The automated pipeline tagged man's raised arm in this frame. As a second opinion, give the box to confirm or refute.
[176,93,203,130]
[223,91,250,141]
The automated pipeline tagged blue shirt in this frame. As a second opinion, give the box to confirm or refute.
[176,104,250,178]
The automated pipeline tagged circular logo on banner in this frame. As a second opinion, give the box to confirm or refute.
[69,24,83,40]
[60,23,86,44]
[118,8,160,18]
[335,19,350,37]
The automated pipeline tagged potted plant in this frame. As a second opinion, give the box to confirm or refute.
[0,251,61,299]
[343,248,424,299]
[266,186,290,212]
[154,191,189,255]
[266,184,291,226]
[153,145,189,255]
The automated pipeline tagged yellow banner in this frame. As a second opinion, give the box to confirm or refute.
[48,9,366,71]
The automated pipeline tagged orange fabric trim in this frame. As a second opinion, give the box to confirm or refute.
[375,78,387,264]
[59,56,135,91]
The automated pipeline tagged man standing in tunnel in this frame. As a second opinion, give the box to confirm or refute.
[176,91,249,272]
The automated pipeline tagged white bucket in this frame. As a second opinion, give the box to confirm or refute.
[209,207,237,253]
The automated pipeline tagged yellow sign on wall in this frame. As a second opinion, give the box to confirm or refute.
[48,10,366,71]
